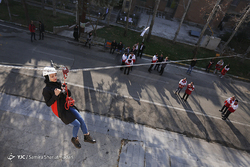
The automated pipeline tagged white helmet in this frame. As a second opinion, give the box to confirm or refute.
[43,67,57,76]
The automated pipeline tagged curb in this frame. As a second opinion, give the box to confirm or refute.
[1,19,249,82]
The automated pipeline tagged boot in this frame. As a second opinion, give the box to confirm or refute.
[84,134,96,144]
[71,137,81,149]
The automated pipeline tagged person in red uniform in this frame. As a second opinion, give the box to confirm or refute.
[219,96,235,114]
[29,20,36,42]
[148,53,158,73]
[42,67,96,149]
[213,59,224,74]
[120,53,128,71]
[219,64,230,78]
[222,100,238,120]
[182,82,195,101]
[175,78,187,95]
[124,56,133,75]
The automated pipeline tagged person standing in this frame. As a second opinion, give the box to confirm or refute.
[219,96,235,114]
[154,54,164,71]
[148,53,158,73]
[222,100,238,120]
[116,41,124,54]
[219,64,230,78]
[182,82,195,101]
[38,21,45,40]
[138,42,145,58]
[214,59,224,74]
[124,46,130,55]
[205,58,214,73]
[110,40,117,54]
[73,25,79,41]
[42,67,96,149]
[134,42,139,53]
[175,78,187,95]
[29,20,36,42]
[85,32,92,48]
[120,53,128,71]
[131,46,137,55]
[186,58,197,74]
[159,57,169,76]
[124,56,133,75]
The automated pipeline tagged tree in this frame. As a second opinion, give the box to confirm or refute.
[5,0,12,21]
[21,0,30,26]
[147,0,160,41]
[220,5,250,55]
[193,0,221,58]
[173,0,192,43]
[124,0,132,37]
[52,0,57,17]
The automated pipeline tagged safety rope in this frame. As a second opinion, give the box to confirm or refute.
[62,66,75,110]
[0,55,236,72]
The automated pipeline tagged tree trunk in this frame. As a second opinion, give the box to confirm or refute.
[124,0,132,37]
[173,0,192,43]
[21,0,30,26]
[193,0,221,58]
[80,0,87,34]
[107,6,113,26]
[53,0,57,17]
[220,5,250,55]
[5,0,12,21]
[147,0,160,41]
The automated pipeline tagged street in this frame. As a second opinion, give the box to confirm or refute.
[0,20,250,156]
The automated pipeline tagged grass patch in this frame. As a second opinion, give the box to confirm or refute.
[97,25,250,79]
[0,1,75,32]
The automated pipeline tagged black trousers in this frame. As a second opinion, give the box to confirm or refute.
[182,92,189,100]
[148,64,154,72]
[175,87,182,94]
[159,67,165,75]
[220,105,228,114]
[124,67,131,75]
[222,110,232,119]
[120,62,125,70]
[39,31,44,40]
[154,64,161,71]
[31,32,36,41]
[138,50,143,58]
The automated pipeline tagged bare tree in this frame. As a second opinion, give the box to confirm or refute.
[5,0,12,21]
[220,5,250,55]
[124,0,132,37]
[147,0,160,41]
[193,0,221,58]
[53,0,57,17]
[173,0,192,43]
[21,0,30,26]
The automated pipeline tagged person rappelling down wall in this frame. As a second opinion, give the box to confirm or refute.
[42,67,96,149]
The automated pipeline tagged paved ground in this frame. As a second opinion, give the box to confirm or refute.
[1,93,250,167]
[0,22,250,166]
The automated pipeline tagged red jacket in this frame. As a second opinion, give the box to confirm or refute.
[29,24,36,33]
[228,103,238,113]
[185,84,195,95]
[224,97,235,108]
[221,66,230,75]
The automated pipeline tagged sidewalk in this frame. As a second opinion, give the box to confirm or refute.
[1,92,249,167]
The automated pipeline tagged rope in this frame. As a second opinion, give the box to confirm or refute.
[0,55,235,72]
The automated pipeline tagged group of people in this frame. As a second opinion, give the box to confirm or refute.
[206,59,230,78]
[110,40,146,59]
[148,53,169,76]
[29,20,45,42]
[174,78,195,101]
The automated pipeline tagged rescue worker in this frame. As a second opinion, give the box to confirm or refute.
[219,96,235,114]
[214,59,224,74]
[175,78,187,95]
[148,53,158,73]
[124,56,133,75]
[120,53,128,71]
[42,67,96,149]
[222,100,238,120]
[219,64,230,78]
[182,82,195,101]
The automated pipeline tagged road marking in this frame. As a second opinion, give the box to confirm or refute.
[32,50,74,61]
[66,82,250,128]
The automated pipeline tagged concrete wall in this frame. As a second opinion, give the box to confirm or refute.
[201,35,221,50]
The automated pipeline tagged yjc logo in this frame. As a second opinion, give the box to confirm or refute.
[17,155,26,159]
[7,153,15,162]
